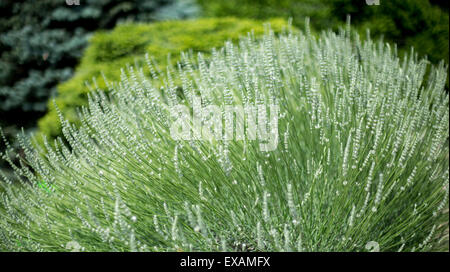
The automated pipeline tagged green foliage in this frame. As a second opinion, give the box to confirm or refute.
[330,0,449,66]
[0,0,199,127]
[197,0,336,29]
[37,17,290,140]
[1,23,448,252]
[198,0,449,68]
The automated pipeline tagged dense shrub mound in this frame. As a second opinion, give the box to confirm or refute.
[0,21,448,251]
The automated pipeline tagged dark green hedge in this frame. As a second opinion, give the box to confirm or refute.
[198,0,449,66]
[330,0,449,66]
[198,0,336,30]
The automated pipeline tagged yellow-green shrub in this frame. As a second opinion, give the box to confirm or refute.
[37,17,290,140]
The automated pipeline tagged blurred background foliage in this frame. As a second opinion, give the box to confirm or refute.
[0,0,199,123]
[1,0,449,177]
[330,0,448,66]
[198,0,449,65]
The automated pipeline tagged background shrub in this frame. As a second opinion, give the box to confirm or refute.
[37,17,290,140]
[330,0,449,67]
[198,0,449,72]
[0,0,199,126]
[197,0,336,29]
